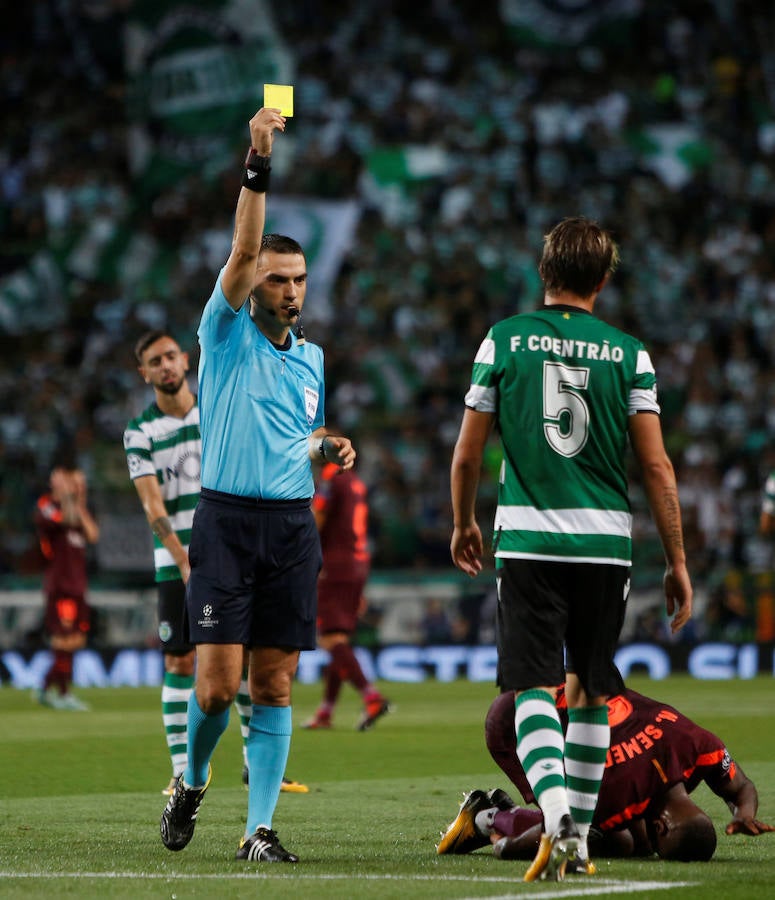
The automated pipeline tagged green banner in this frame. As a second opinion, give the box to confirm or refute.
[126,0,293,193]
[499,0,641,48]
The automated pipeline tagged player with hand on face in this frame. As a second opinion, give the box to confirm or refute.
[35,459,99,711]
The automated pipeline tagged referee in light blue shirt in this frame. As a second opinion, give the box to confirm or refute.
[160,106,356,864]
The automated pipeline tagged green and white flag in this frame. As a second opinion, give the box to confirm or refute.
[265,197,362,324]
[126,0,293,193]
[0,252,66,335]
[366,145,449,186]
[500,0,642,48]
[630,123,713,190]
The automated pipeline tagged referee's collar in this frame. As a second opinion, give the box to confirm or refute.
[269,333,292,351]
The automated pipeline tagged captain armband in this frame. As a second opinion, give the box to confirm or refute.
[242,148,271,193]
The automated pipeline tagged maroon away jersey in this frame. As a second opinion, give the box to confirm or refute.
[578,688,735,830]
[35,493,89,598]
[497,687,736,832]
[313,463,370,579]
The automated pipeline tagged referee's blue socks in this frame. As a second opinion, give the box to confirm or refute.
[184,691,230,787]
[245,704,293,835]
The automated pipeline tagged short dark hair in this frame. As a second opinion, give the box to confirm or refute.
[539,216,619,298]
[657,812,717,861]
[134,330,175,363]
[51,444,78,472]
[260,233,305,257]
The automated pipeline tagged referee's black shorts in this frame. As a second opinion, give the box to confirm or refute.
[186,488,322,649]
[495,557,629,697]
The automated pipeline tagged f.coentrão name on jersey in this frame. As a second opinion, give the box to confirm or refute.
[511,335,625,362]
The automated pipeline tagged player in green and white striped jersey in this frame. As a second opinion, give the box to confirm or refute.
[124,332,257,796]
[124,394,200,583]
[451,218,693,882]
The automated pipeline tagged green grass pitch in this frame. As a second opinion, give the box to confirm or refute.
[1,675,773,898]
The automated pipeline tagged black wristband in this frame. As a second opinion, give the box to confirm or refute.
[318,437,327,459]
[242,148,271,193]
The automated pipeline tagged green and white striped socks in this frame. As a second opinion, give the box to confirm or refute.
[161,672,194,777]
[565,705,609,854]
[235,675,252,766]
[515,690,609,846]
[515,689,570,835]
[162,672,254,780]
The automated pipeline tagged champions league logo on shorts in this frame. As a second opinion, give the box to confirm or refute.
[198,603,218,629]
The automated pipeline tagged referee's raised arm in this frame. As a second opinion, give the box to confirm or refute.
[221,107,286,311]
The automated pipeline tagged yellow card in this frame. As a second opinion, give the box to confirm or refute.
[264,84,294,117]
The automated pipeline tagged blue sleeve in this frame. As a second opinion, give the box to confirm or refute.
[315,346,326,430]
[198,268,244,349]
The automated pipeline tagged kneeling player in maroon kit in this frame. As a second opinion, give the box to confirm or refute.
[437,685,773,864]
[304,461,390,731]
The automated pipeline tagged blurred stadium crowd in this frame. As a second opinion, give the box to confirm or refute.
[2,0,775,641]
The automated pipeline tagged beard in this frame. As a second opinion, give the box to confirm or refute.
[157,376,186,395]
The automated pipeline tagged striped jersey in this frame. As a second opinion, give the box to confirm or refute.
[464,305,660,566]
[123,402,200,582]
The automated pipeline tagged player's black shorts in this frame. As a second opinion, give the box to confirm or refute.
[186,488,321,648]
[496,558,629,697]
[157,579,194,655]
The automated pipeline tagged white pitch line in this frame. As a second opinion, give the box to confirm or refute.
[0,873,516,882]
[0,871,697,895]
[461,880,696,900]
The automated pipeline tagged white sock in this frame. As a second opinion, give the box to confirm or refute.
[539,786,570,836]
[474,807,498,835]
